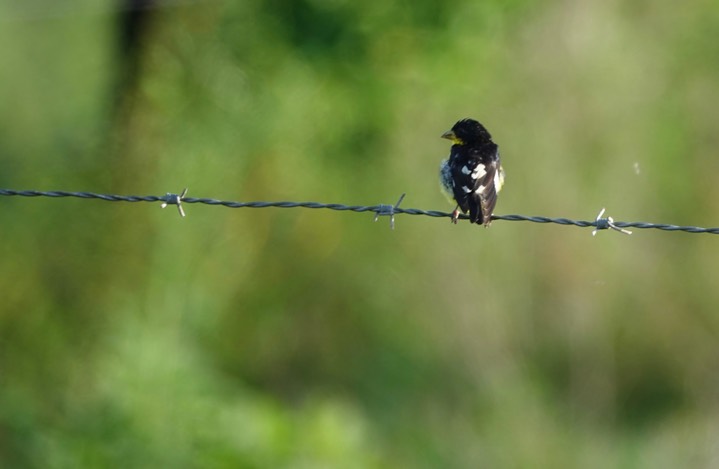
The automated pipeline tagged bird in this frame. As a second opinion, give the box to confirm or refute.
[439,118,504,226]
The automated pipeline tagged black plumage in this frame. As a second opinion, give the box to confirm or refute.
[440,118,504,226]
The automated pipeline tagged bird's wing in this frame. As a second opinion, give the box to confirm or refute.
[451,144,500,224]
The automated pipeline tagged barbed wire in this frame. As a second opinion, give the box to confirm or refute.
[1,188,718,236]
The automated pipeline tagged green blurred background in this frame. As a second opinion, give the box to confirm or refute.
[1,0,719,467]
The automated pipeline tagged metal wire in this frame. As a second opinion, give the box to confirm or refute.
[1,188,718,235]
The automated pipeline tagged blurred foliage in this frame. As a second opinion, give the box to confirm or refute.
[1,0,719,467]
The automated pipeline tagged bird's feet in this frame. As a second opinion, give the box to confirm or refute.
[451,208,460,224]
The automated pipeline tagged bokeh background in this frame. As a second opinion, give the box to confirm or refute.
[1,0,719,467]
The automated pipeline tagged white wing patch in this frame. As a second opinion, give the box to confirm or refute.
[471,164,486,180]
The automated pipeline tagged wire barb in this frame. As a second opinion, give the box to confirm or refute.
[592,208,632,236]
[161,188,188,217]
[374,193,406,230]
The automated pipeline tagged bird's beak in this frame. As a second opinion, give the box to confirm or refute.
[441,130,455,140]
[442,130,463,144]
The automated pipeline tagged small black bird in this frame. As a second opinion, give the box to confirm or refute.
[440,118,504,226]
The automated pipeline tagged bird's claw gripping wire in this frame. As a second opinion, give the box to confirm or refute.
[592,207,632,236]
[451,206,461,224]
[374,193,406,230]
[161,187,188,217]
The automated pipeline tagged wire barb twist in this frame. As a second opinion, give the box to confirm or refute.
[1,188,718,235]
[374,193,405,229]
[161,188,188,217]
[592,208,632,236]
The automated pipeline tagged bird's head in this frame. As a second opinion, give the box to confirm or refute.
[441,118,492,145]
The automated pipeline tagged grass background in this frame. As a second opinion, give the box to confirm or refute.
[1,0,719,467]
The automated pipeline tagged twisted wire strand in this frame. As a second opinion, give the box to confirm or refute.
[1,188,718,234]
